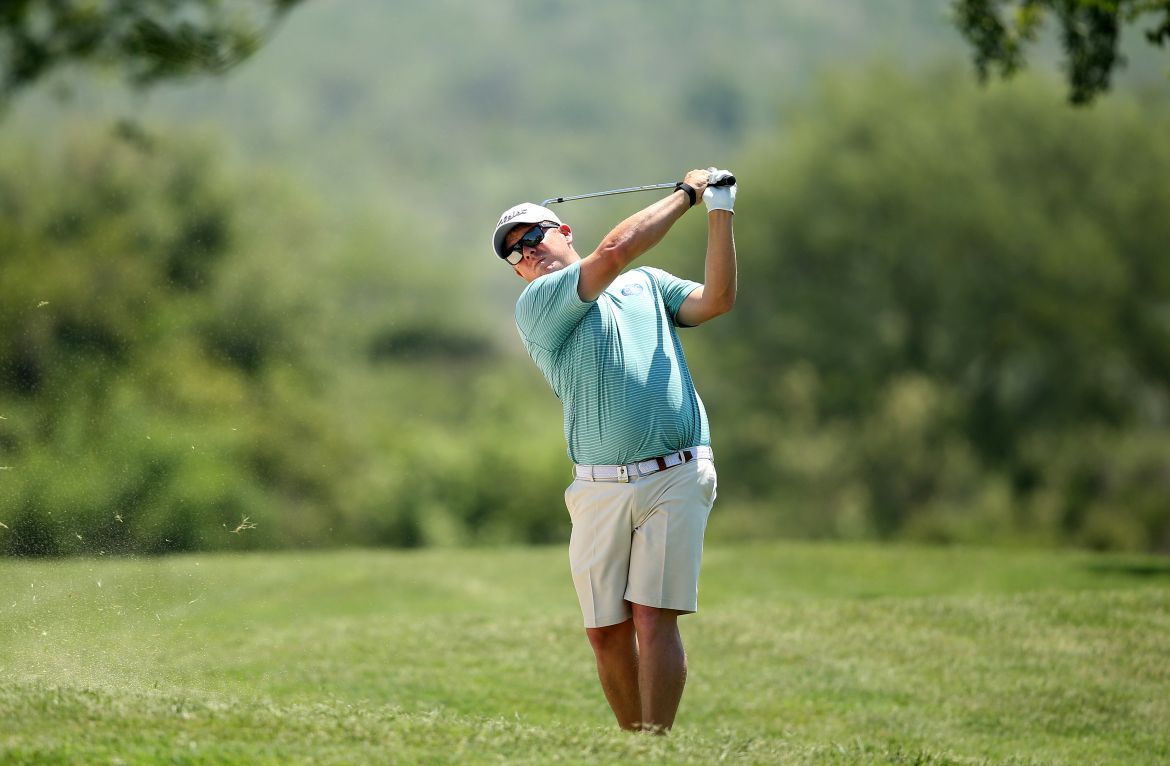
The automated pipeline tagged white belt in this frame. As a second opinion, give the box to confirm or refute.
[574,446,713,483]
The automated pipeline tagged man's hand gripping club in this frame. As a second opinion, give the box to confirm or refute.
[702,167,736,213]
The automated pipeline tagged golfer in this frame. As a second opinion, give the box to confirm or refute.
[491,167,736,732]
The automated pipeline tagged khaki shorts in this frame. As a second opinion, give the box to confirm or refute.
[563,457,717,628]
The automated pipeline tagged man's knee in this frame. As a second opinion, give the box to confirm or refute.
[631,604,682,640]
[586,618,634,655]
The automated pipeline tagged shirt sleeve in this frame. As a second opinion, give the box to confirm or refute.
[641,267,701,326]
[515,260,594,352]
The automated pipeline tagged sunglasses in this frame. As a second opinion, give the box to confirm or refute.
[503,222,560,265]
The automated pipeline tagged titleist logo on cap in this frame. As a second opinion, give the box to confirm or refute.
[497,207,530,227]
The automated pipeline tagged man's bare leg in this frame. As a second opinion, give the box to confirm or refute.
[585,618,641,730]
[631,604,686,733]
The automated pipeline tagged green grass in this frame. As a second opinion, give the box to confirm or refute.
[2,542,1169,764]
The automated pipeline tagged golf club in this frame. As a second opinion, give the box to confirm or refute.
[542,174,736,206]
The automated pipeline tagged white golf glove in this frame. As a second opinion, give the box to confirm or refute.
[703,167,736,213]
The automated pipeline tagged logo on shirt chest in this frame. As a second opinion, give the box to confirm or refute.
[620,283,645,297]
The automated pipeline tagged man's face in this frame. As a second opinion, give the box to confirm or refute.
[503,221,578,282]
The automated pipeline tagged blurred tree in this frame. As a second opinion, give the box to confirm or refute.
[0,0,302,103]
[0,131,350,556]
[953,0,1170,103]
[690,67,1170,550]
[0,124,571,556]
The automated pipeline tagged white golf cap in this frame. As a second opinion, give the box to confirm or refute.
[491,203,562,260]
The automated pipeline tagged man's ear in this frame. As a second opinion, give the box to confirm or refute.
[561,224,573,246]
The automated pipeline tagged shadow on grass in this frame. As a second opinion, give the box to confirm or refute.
[1084,560,1170,580]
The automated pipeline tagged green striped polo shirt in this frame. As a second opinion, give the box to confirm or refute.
[515,260,710,465]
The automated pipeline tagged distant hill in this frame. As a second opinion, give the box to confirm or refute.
[6,5,961,209]
[8,1,1166,266]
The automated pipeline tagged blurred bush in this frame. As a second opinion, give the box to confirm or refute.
[686,66,1170,552]
[0,127,572,556]
[0,131,344,554]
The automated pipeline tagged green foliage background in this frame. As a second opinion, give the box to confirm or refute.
[1,1,1168,555]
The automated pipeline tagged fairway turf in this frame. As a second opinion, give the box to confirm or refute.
[2,542,1168,765]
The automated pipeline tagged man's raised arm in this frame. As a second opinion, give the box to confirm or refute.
[676,171,736,327]
[576,168,713,302]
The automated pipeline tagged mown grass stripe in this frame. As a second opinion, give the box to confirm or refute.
[2,542,1168,765]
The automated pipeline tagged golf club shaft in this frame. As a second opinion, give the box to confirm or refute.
[542,175,735,206]
[543,183,676,206]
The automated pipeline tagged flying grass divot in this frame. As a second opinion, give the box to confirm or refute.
[227,516,257,534]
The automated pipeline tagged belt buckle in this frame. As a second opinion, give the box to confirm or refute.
[617,465,629,483]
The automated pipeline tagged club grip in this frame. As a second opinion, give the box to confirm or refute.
[711,174,736,187]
